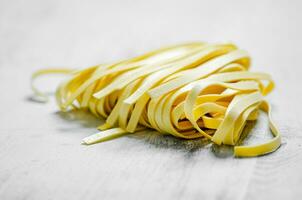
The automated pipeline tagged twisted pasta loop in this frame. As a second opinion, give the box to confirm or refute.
[32,42,281,157]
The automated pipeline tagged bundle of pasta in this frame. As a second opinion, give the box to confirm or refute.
[32,42,281,157]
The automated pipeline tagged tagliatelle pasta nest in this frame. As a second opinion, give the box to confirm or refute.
[32,42,281,157]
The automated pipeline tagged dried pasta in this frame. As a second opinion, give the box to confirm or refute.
[31,42,281,157]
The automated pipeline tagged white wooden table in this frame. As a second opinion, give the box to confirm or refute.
[1,0,302,199]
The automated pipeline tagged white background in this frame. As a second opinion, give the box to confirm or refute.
[0,0,302,199]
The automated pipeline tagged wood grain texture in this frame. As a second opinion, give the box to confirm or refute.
[0,0,302,199]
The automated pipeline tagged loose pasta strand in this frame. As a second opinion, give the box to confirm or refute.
[31,42,281,157]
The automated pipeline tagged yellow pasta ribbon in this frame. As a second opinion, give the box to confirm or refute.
[31,42,281,157]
